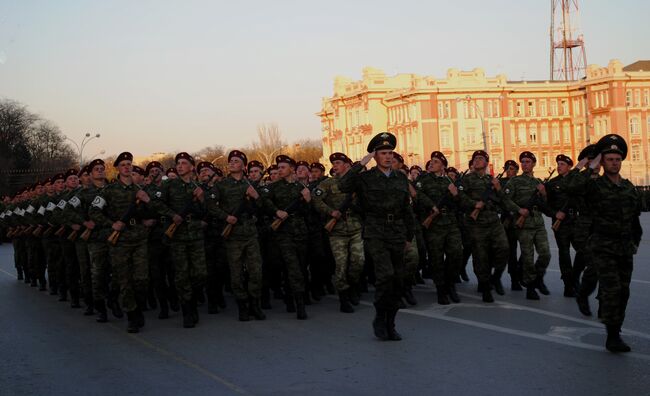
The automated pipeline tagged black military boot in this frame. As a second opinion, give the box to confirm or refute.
[95,300,108,323]
[526,286,540,300]
[158,298,170,319]
[576,293,592,316]
[295,293,308,320]
[126,311,139,333]
[479,282,494,303]
[83,296,94,316]
[181,303,195,328]
[372,307,389,340]
[491,272,505,296]
[535,275,550,295]
[511,274,523,291]
[108,298,124,319]
[339,290,354,313]
[386,309,402,341]
[460,267,469,282]
[348,285,360,306]
[49,283,58,296]
[403,288,417,306]
[606,325,631,353]
[249,298,266,320]
[285,294,296,313]
[447,284,461,303]
[70,290,81,308]
[436,285,450,305]
[190,296,199,324]
[194,288,205,306]
[237,299,250,321]
[563,276,576,297]
[39,278,47,291]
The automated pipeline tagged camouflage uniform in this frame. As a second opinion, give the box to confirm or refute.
[52,188,81,306]
[43,193,65,295]
[24,197,47,288]
[499,176,521,288]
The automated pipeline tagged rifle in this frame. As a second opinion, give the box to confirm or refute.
[32,224,44,237]
[6,227,15,238]
[21,225,35,237]
[80,228,92,241]
[54,225,67,237]
[514,169,556,229]
[42,225,54,237]
[270,181,309,232]
[221,178,255,239]
[422,169,469,229]
[108,184,144,245]
[164,180,208,239]
[67,229,79,242]
[324,193,354,233]
[469,170,506,221]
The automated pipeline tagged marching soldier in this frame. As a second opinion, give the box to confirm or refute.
[500,160,522,290]
[339,132,415,341]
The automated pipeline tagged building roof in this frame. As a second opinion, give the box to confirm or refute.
[623,60,650,72]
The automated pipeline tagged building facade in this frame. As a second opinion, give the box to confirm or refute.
[318,60,650,184]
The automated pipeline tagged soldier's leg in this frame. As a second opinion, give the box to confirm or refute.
[35,239,47,289]
[468,225,491,288]
[402,237,418,305]
[553,226,573,282]
[505,226,520,287]
[276,237,307,319]
[425,229,448,304]
[204,238,220,313]
[488,222,509,296]
[533,226,551,291]
[75,241,93,313]
[444,226,463,302]
[131,239,150,323]
[89,242,111,321]
[347,232,365,297]
[188,239,207,301]
[307,230,326,300]
[244,238,263,299]
[595,252,633,352]
[329,235,354,312]
[516,229,536,287]
[148,238,169,318]
[63,240,81,307]
[225,240,248,302]
[170,241,192,305]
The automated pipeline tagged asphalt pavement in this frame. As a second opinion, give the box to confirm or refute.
[1,216,650,396]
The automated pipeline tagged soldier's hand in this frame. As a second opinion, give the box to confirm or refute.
[576,157,589,170]
[172,214,183,225]
[330,210,342,219]
[71,224,81,231]
[536,184,546,196]
[136,190,151,203]
[360,151,374,166]
[556,211,566,221]
[589,154,602,170]
[226,215,238,225]
[246,185,259,200]
[432,206,440,216]
[83,220,95,230]
[276,210,288,220]
[491,178,501,191]
[448,183,458,196]
[112,221,125,231]
[474,201,485,210]
[143,219,156,227]
[518,208,529,217]
[301,187,311,202]
[193,187,205,201]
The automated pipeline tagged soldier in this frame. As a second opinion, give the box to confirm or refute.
[149,152,207,328]
[207,150,266,321]
[500,160,521,290]
[166,167,178,180]
[584,134,641,353]
[89,152,150,333]
[458,150,508,303]
[502,151,552,300]
[415,151,463,304]
[546,154,581,297]
[313,152,364,313]
[260,155,310,319]
[339,132,415,341]
[267,164,280,183]
[295,160,319,303]
[44,173,67,298]
[25,181,47,290]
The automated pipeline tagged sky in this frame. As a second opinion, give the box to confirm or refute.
[1,0,648,157]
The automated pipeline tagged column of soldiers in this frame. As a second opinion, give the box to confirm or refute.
[0,132,642,353]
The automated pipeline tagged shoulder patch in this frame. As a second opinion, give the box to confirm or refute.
[91,196,107,209]
[46,202,56,211]
[416,182,422,188]
[155,191,162,198]
[68,196,81,208]
[57,199,67,209]
[314,188,323,196]
[458,185,464,191]
[25,205,35,214]
[37,206,46,215]
[504,188,510,194]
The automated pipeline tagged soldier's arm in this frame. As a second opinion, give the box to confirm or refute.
[259,184,281,217]
[564,168,592,194]
[458,177,477,212]
[338,163,363,194]
[88,191,114,228]
[501,179,522,214]
[205,184,228,221]
[148,182,177,218]
[312,180,335,217]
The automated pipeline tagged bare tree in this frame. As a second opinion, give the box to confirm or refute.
[26,121,76,170]
[250,123,286,168]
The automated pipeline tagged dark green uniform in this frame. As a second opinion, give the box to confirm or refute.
[499,176,521,288]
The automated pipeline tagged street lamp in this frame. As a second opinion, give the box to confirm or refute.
[66,132,101,167]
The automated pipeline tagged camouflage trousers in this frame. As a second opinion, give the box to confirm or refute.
[75,240,92,304]
[61,239,79,298]
[225,237,263,300]
[466,221,508,284]
[88,241,112,302]
[27,237,46,284]
[424,224,462,287]
[516,225,551,285]
[149,237,176,306]
[552,219,586,282]
[503,221,520,280]
[43,237,62,290]
[329,232,364,292]
[274,235,307,295]
[590,239,633,327]
[365,238,405,311]
[169,238,207,304]
[403,236,419,286]
[573,216,598,297]
[109,238,149,313]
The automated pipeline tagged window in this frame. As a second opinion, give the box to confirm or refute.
[469,103,476,119]
[440,129,450,148]
[463,102,470,119]
[528,101,536,117]
[467,128,477,145]
[438,103,444,119]
[529,124,537,143]
[541,152,549,168]
[518,124,526,143]
[509,101,514,117]
[630,117,640,135]
[602,118,608,135]
[626,90,632,107]
[634,90,641,107]
[541,123,549,144]
[490,128,501,144]
[516,101,523,117]
[563,123,571,143]
[552,123,560,143]
[595,119,600,136]
[551,100,558,116]
[632,145,640,162]
[444,102,451,118]
[540,101,547,116]
[575,125,582,144]
[561,100,568,116]
[644,89,650,107]
[594,93,600,108]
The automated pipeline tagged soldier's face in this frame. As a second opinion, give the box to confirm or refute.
[473,156,487,171]
[35,185,44,195]
[149,167,162,181]
[248,167,262,181]
[391,158,402,171]
[431,158,445,173]
[520,158,535,173]
[117,160,133,178]
[269,169,280,182]
[176,159,193,176]
[278,163,294,179]
[199,168,214,182]
[228,157,244,173]
[409,169,420,180]
[80,173,91,186]
[53,179,65,192]
[310,168,323,181]
[332,160,349,176]
[92,165,106,180]
[296,165,310,180]
[45,183,54,194]
[66,176,79,189]
[602,153,622,175]
[132,173,144,184]
[506,166,518,178]
[557,161,571,175]
[375,150,394,169]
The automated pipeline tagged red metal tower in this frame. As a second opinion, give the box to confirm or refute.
[550,0,587,81]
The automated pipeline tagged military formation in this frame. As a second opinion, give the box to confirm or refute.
[0,132,643,353]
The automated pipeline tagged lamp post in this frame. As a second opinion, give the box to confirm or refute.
[456,95,489,153]
[66,133,101,167]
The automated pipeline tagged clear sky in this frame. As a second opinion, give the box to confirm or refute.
[1,0,648,157]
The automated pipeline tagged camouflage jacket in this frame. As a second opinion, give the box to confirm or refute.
[142,182,170,240]
[88,179,148,243]
[458,172,504,226]
[586,175,642,256]
[260,178,309,239]
[563,168,595,218]
[546,173,580,223]
[338,163,415,242]
[312,175,362,236]
[148,177,206,241]
[206,175,260,240]
[502,173,552,228]
[414,172,459,226]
